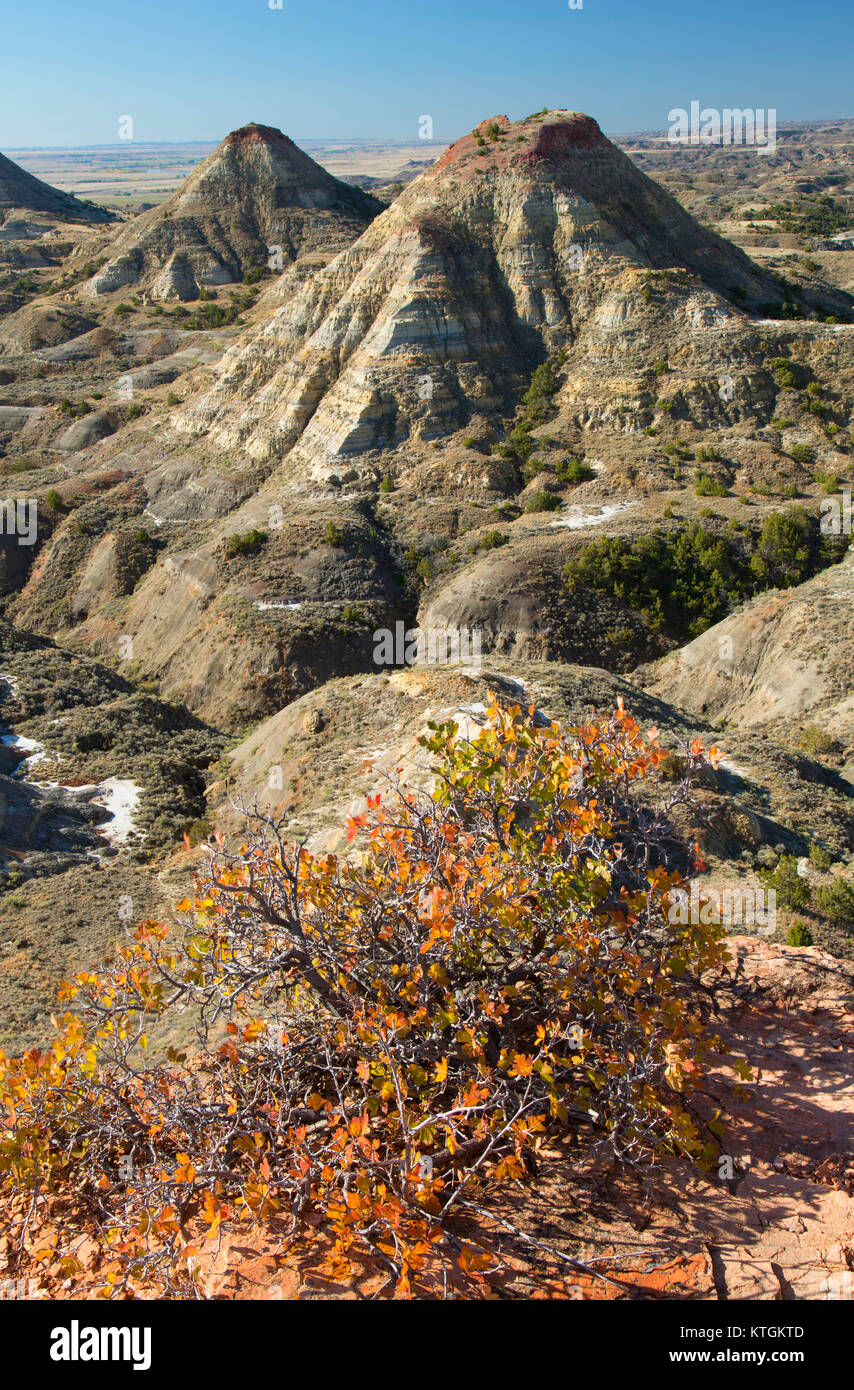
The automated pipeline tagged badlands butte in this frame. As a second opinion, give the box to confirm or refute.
[2,106,854,1302]
[1,107,854,1056]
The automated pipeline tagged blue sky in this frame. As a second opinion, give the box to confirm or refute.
[1,0,851,148]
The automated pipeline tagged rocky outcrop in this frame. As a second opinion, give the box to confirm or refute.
[56,409,119,452]
[173,110,782,475]
[10,111,854,741]
[85,124,383,302]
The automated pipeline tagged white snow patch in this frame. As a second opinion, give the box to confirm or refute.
[255,601,303,611]
[551,501,634,530]
[1,673,19,697]
[91,778,141,844]
[1,732,51,766]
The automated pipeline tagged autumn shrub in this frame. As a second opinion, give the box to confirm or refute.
[0,702,730,1298]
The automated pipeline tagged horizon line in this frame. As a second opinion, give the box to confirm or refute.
[4,112,853,154]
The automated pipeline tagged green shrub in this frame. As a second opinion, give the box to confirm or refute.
[520,458,543,484]
[501,424,537,463]
[181,817,212,847]
[523,362,559,404]
[809,843,833,871]
[769,357,809,391]
[798,724,834,758]
[786,922,813,947]
[816,470,840,494]
[44,488,63,512]
[788,443,814,464]
[379,475,394,493]
[555,457,594,486]
[695,472,728,497]
[524,491,562,514]
[480,529,509,550]
[225,528,267,558]
[564,509,841,642]
[752,194,850,241]
[324,521,345,547]
[749,507,819,590]
[761,854,811,911]
[815,880,854,926]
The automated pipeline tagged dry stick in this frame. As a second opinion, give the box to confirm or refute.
[460,1201,642,1294]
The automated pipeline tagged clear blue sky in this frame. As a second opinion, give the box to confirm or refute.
[1,0,851,148]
